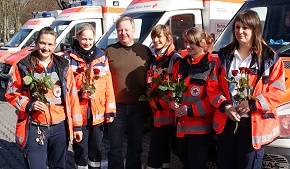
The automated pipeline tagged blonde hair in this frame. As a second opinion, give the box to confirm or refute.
[183,27,214,53]
[76,23,96,39]
[116,16,135,30]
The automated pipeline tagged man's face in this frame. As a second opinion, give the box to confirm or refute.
[117,20,135,46]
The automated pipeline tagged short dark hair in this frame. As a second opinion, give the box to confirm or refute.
[35,26,57,43]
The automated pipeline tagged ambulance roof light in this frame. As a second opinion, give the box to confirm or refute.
[42,12,51,18]
[67,0,93,8]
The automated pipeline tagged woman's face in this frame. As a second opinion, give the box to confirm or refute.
[184,38,203,58]
[234,21,253,46]
[77,29,95,50]
[152,31,168,50]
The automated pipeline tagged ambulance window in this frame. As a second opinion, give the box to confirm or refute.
[6,29,32,47]
[167,14,195,50]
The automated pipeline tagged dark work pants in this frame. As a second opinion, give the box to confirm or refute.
[73,118,103,169]
[147,124,174,168]
[217,118,265,169]
[107,102,145,169]
[176,133,211,169]
[24,121,68,169]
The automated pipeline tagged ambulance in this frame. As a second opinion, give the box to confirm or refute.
[0,0,131,88]
[0,10,60,63]
[96,0,244,50]
[212,0,290,168]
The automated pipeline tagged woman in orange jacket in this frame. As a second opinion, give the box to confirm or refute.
[170,27,216,169]
[62,23,116,169]
[146,24,181,169]
[5,26,83,169]
[207,10,286,169]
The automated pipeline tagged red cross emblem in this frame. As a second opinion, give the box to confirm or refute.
[190,86,200,96]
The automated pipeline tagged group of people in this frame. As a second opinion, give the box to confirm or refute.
[5,9,286,169]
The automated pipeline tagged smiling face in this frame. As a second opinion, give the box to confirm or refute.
[77,29,95,50]
[234,21,253,47]
[152,31,168,50]
[117,19,135,46]
[184,38,204,58]
[36,33,56,62]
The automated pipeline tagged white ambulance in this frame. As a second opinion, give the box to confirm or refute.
[96,0,243,50]
[0,0,132,88]
[0,10,60,63]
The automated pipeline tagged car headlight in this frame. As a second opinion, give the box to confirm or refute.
[277,102,290,138]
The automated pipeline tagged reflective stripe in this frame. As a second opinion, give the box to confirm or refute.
[270,80,286,92]
[146,166,162,169]
[6,87,18,93]
[107,102,116,109]
[213,121,219,130]
[212,94,226,106]
[73,114,82,121]
[196,101,205,117]
[177,124,212,133]
[93,113,104,121]
[16,96,29,110]
[70,87,78,94]
[256,94,270,111]
[75,164,88,169]
[154,116,174,123]
[88,160,101,167]
[182,95,200,103]
[66,106,71,113]
[15,135,23,144]
[49,98,62,104]
[210,73,217,80]
[252,125,280,144]
[163,163,170,168]
[188,73,207,81]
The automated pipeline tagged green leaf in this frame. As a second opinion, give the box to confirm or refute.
[44,79,54,90]
[23,76,33,85]
[29,83,35,90]
[158,85,168,91]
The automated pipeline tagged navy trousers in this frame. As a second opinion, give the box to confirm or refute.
[24,121,68,169]
[107,102,145,169]
[147,124,174,168]
[73,119,103,169]
[177,133,211,169]
[217,118,265,169]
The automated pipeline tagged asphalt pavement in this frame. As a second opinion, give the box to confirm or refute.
[0,88,183,169]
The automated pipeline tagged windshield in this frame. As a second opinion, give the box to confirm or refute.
[96,12,163,49]
[5,29,32,47]
[214,1,290,54]
[50,21,71,38]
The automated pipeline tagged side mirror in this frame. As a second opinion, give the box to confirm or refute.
[60,42,71,52]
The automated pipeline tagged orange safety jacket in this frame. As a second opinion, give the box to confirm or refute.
[172,53,216,137]
[147,43,181,127]
[63,47,116,126]
[207,44,286,149]
[5,51,82,147]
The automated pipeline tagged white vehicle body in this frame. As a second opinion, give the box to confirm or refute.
[96,0,243,50]
[0,0,132,88]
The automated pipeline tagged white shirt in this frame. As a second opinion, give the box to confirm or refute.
[228,49,252,108]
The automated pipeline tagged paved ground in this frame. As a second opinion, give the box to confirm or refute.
[0,88,183,169]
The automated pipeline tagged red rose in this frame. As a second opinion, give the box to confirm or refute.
[165,74,170,80]
[177,73,182,79]
[76,67,85,73]
[162,70,167,75]
[231,70,239,76]
[34,65,45,73]
[93,68,100,75]
[27,66,33,73]
[239,67,246,73]
[245,68,251,74]
[147,70,153,76]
